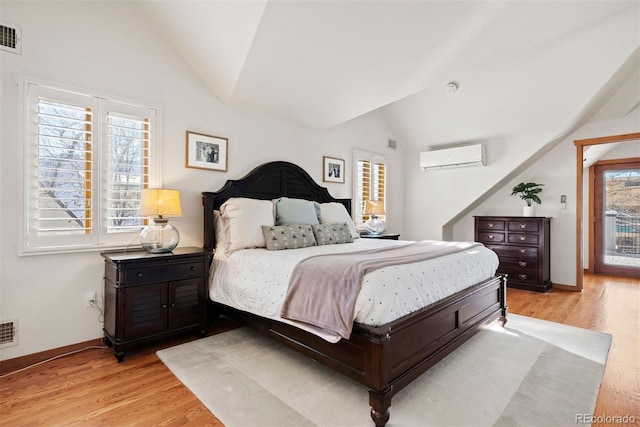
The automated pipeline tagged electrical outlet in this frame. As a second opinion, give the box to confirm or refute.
[84,291,97,308]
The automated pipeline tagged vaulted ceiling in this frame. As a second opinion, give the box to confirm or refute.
[137,0,640,148]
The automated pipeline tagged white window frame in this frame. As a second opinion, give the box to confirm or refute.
[352,149,388,226]
[21,78,161,255]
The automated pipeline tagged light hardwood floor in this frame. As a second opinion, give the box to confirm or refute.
[1,274,638,426]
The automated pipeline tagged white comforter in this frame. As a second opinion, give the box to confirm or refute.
[210,239,499,342]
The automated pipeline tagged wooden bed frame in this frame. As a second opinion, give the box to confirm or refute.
[202,161,508,426]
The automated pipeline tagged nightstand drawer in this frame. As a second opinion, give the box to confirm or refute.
[125,261,205,285]
[478,232,505,243]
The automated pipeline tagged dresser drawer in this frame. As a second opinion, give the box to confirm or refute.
[500,269,540,284]
[500,258,538,272]
[124,261,205,285]
[508,220,540,233]
[486,244,539,259]
[478,232,505,243]
[508,233,539,246]
[477,219,505,231]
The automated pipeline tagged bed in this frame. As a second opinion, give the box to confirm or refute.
[202,161,507,426]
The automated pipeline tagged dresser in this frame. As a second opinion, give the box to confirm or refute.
[474,216,551,292]
[102,247,210,362]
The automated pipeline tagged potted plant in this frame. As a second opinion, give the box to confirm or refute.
[511,182,543,216]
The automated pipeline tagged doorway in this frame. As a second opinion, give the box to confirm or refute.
[575,132,640,291]
[593,160,640,277]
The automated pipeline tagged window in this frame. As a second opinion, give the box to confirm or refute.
[353,150,387,225]
[23,80,159,253]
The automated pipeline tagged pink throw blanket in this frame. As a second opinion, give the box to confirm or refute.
[280,241,481,339]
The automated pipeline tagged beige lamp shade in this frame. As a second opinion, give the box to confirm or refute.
[364,200,385,216]
[139,189,182,218]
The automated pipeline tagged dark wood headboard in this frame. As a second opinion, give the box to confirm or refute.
[202,161,351,252]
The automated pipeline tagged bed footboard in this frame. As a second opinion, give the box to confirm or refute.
[210,274,507,426]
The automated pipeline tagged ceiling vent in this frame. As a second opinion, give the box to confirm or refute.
[1,23,22,54]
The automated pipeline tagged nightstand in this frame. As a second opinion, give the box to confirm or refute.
[360,232,400,240]
[101,247,210,362]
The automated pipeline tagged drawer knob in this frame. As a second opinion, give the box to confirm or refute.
[488,223,494,228]
[190,266,196,271]
[519,249,526,254]
[137,272,144,278]
[519,236,526,241]
[518,274,528,280]
[488,234,494,240]
[518,261,528,267]
[519,224,527,229]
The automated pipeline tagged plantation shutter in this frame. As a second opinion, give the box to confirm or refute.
[36,97,93,236]
[106,112,150,233]
[24,80,159,253]
[355,155,387,224]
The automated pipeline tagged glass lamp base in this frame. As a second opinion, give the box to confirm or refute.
[364,216,384,235]
[140,219,180,253]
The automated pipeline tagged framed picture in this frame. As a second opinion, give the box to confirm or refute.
[323,156,345,183]
[186,131,228,172]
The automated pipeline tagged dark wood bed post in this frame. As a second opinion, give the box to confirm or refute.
[499,274,509,325]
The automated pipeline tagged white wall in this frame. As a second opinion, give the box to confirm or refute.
[0,1,402,360]
[403,130,560,242]
[451,110,640,287]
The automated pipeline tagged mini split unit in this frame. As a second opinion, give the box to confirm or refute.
[420,144,486,170]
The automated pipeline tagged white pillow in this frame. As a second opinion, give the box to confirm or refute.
[220,198,275,251]
[315,202,359,239]
[213,210,230,253]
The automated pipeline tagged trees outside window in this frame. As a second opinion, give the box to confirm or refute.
[24,80,159,253]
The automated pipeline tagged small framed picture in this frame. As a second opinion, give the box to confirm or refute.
[186,131,228,172]
[323,156,345,183]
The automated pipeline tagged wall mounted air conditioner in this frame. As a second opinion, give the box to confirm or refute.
[420,144,486,170]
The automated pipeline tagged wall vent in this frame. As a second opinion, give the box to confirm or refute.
[0,318,18,348]
[387,138,398,150]
[0,23,22,54]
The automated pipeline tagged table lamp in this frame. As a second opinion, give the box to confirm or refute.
[364,200,385,235]
[139,188,182,253]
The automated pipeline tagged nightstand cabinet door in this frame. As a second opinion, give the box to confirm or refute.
[475,216,551,293]
[169,278,206,330]
[123,283,168,339]
[102,247,210,362]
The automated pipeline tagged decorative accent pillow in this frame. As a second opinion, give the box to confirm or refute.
[274,197,320,226]
[315,202,359,239]
[220,198,275,251]
[261,224,317,250]
[312,222,354,245]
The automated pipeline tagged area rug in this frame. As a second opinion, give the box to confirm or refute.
[157,314,611,427]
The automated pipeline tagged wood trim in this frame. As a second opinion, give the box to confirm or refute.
[552,283,580,291]
[574,132,640,292]
[587,165,596,274]
[0,338,105,375]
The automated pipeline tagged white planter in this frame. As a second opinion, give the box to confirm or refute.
[523,205,535,217]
